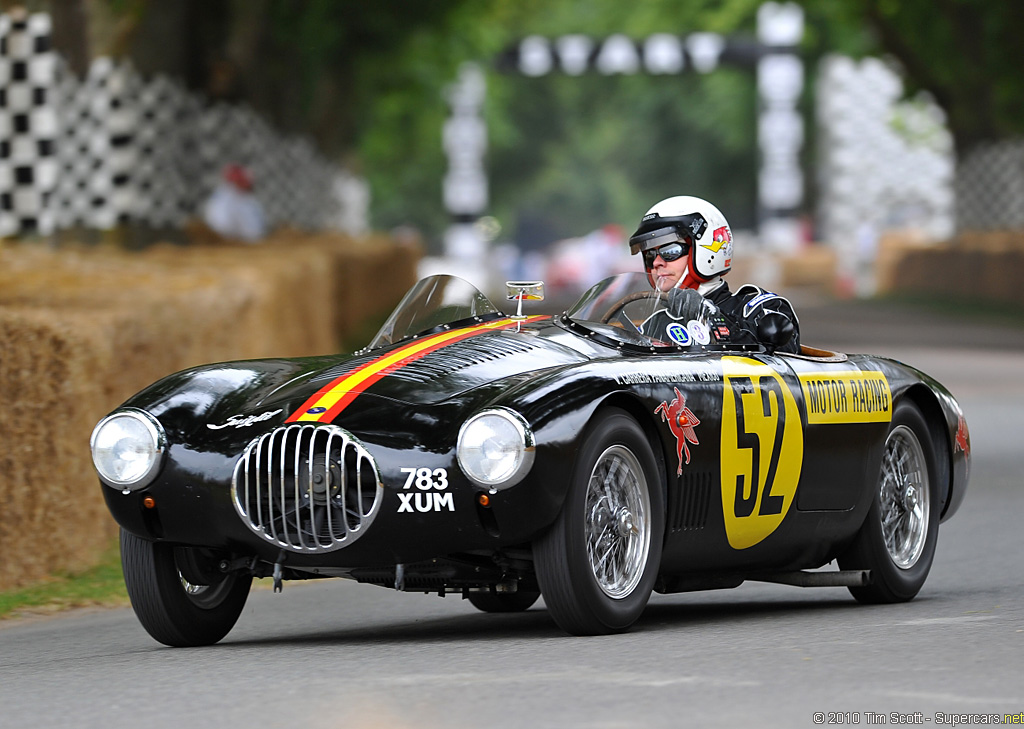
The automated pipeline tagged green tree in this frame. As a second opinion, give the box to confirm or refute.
[408,0,771,247]
[39,0,796,246]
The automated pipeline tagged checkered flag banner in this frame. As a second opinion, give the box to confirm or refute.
[0,9,363,238]
[0,11,59,236]
[956,140,1024,231]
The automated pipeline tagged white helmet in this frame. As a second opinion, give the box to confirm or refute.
[628,195,733,281]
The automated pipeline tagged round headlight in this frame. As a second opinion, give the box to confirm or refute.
[90,408,166,490]
[457,408,535,489]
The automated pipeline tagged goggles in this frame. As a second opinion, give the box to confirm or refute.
[642,241,690,268]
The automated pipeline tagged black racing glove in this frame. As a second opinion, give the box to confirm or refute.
[667,287,711,322]
[755,311,796,352]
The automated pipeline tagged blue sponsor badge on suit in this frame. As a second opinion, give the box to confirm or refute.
[666,322,691,345]
[743,292,779,317]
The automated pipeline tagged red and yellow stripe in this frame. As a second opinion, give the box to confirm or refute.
[287,316,545,423]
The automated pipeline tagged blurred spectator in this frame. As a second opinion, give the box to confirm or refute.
[202,164,266,242]
[544,224,632,296]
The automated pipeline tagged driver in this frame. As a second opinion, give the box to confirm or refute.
[628,195,801,354]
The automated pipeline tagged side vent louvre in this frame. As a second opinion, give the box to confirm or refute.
[670,471,713,532]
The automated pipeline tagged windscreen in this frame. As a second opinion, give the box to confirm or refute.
[367,275,500,349]
[561,274,712,352]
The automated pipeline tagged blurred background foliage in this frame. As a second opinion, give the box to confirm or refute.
[13,0,1024,251]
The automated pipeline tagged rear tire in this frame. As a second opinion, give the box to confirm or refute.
[121,529,252,647]
[534,409,664,635]
[838,401,941,603]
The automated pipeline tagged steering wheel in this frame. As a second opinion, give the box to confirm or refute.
[599,290,667,324]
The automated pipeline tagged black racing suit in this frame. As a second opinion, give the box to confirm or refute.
[640,280,801,354]
[706,281,801,354]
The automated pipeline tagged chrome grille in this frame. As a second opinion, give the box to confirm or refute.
[232,424,382,553]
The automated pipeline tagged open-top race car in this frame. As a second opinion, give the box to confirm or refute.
[91,273,970,645]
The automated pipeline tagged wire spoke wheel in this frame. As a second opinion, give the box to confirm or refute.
[879,425,930,569]
[585,446,651,599]
[534,409,664,635]
[838,401,942,604]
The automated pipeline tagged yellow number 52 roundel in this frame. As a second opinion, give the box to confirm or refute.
[720,357,804,550]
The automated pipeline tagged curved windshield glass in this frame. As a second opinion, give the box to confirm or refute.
[565,272,711,350]
[368,275,501,349]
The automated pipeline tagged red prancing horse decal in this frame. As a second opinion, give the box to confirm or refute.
[655,386,701,476]
[955,413,970,458]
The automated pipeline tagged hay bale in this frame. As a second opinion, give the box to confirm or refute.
[0,233,419,588]
[780,246,836,288]
[329,234,422,346]
[0,306,129,583]
[956,230,1024,251]
[888,237,1024,307]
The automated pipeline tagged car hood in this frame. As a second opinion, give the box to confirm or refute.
[270,326,588,415]
[122,325,589,439]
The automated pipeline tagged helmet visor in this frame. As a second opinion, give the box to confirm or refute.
[628,212,708,254]
[629,226,691,256]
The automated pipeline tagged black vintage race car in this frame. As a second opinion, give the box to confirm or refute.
[91,273,970,645]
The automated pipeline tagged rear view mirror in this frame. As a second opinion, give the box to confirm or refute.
[506,280,544,320]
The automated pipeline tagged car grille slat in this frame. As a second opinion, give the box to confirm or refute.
[233,424,383,553]
[279,428,291,546]
[320,429,333,548]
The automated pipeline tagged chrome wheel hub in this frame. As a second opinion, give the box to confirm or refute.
[178,571,235,609]
[617,508,638,538]
[585,445,651,599]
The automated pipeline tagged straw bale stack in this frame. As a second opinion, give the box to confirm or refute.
[330,233,422,339]
[882,232,1024,306]
[0,232,420,587]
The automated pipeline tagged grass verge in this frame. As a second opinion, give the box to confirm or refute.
[0,539,129,621]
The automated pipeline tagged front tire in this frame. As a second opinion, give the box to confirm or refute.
[534,409,665,635]
[838,401,941,603]
[121,529,252,647]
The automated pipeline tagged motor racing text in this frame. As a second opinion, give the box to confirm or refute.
[799,371,892,425]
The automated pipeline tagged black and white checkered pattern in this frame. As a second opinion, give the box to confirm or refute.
[133,73,192,227]
[57,57,141,230]
[956,141,1024,231]
[0,11,59,236]
[0,9,358,239]
[52,53,91,230]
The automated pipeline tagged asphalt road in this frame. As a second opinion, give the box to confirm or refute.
[1,294,1022,729]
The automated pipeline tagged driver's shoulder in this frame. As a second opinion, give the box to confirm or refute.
[733,283,769,299]
[731,283,795,310]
